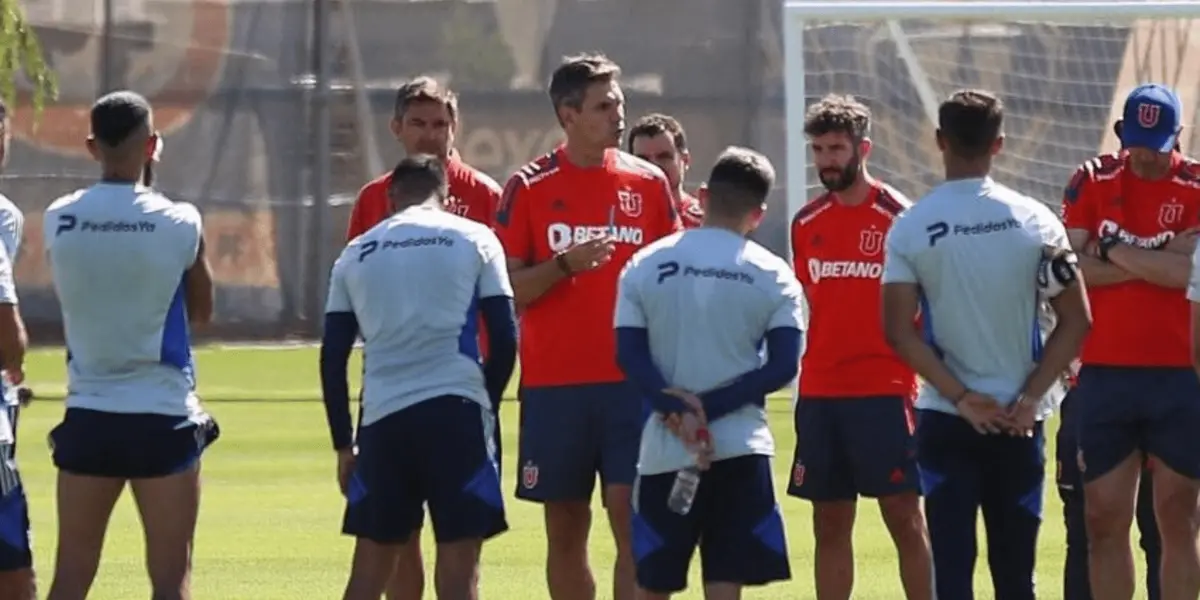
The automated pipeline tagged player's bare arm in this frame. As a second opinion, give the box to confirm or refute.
[1105,241,1192,289]
[0,302,26,383]
[883,282,1009,434]
[1067,229,1135,286]
[1010,252,1092,431]
[882,283,970,401]
[184,234,214,325]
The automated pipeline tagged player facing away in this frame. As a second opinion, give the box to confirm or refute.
[615,147,799,599]
[881,89,1093,600]
[0,100,30,436]
[627,114,704,228]
[495,53,681,600]
[1056,116,1164,600]
[1062,83,1200,600]
[344,76,502,600]
[0,233,32,599]
[42,91,220,600]
[320,155,517,600]
[787,94,932,600]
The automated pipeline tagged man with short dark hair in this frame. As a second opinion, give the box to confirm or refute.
[1064,83,1200,600]
[344,76,503,600]
[615,146,799,599]
[44,90,219,600]
[496,52,681,600]
[349,76,501,238]
[627,114,702,228]
[321,154,517,600]
[881,89,1092,599]
[789,93,932,600]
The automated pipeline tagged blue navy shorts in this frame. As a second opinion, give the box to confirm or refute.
[632,455,791,593]
[1075,366,1200,482]
[788,395,918,501]
[0,404,31,572]
[49,408,220,479]
[515,382,642,502]
[342,395,507,544]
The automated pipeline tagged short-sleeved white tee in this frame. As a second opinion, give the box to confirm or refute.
[44,183,203,416]
[326,204,513,426]
[615,227,807,475]
[883,177,1069,418]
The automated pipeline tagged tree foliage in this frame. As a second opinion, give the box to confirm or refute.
[0,0,57,120]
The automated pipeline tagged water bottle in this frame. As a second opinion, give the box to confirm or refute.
[666,428,711,515]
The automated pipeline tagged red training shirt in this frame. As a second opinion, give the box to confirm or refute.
[496,146,682,387]
[791,182,917,399]
[678,190,704,229]
[1062,151,1200,367]
[346,155,502,240]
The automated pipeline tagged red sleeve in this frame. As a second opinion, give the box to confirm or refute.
[653,176,682,240]
[476,174,503,228]
[790,217,810,286]
[346,187,371,241]
[1061,161,1101,234]
[495,174,534,263]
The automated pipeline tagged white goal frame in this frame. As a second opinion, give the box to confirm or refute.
[782,0,1200,245]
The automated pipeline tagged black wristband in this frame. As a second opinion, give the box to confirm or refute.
[1097,234,1121,262]
[555,252,573,276]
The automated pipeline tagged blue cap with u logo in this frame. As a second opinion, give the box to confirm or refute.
[1121,83,1182,153]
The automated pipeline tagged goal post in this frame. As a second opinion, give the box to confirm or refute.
[782,0,1200,247]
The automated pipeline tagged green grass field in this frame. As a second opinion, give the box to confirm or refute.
[12,345,1141,599]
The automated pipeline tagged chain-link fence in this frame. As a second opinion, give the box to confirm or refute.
[6,0,1195,342]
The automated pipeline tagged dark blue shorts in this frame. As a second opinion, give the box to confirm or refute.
[1075,366,1200,482]
[0,403,31,572]
[515,382,642,502]
[632,455,790,593]
[49,408,220,479]
[342,395,507,544]
[788,395,918,501]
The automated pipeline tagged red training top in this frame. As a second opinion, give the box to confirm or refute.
[678,190,704,229]
[496,146,681,387]
[346,155,502,240]
[791,182,917,399]
[1062,151,1200,367]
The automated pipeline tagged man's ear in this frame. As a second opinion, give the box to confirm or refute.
[86,135,101,161]
[680,150,691,169]
[389,117,402,140]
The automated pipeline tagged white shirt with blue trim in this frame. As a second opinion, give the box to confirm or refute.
[882,177,1068,418]
[326,204,513,427]
[44,183,203,416]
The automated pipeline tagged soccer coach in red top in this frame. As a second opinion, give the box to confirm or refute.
[495,53,680,600]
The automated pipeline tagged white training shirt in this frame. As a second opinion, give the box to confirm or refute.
[44,183,203,416]
[1186,243,1200,303]
[0,193,23,262]
[615,227,808,475]
[0,243,17,443]
[882,177,1069,418]
[325,204,513,427]
[0,193,22,410]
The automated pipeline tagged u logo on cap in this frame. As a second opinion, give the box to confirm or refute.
[1138,103,1161,128]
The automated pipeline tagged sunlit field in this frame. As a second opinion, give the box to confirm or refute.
[13,345,1139,599]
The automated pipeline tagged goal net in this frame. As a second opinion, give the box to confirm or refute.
[783,1,1200,219]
